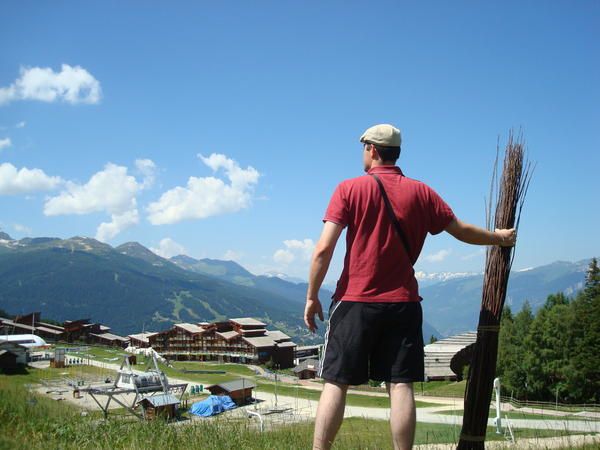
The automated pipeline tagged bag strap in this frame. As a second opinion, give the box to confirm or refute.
[370,173,415,265]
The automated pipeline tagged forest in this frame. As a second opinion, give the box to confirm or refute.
[497,258,600,404]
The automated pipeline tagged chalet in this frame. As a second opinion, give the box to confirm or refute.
[292,358,320,380]
[207,379,256,406]
[0,341,27,365]
[128,332,158,348]
[146,318,297,368]
[88,332,129,348]
[1,312,66,341]
[137,394,180,420]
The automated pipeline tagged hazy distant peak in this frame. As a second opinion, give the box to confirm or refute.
[415,271,480,282]
[170,254,199,264]
[0,232,14,241]
[262,271,306,284]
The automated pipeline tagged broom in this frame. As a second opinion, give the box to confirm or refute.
[457,131,533,449]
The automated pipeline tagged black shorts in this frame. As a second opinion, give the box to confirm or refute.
[318,301,424,385]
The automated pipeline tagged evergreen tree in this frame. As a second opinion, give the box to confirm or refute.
[567,259,600,402]
[498,302,533,399]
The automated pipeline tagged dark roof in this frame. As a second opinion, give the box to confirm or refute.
[293,359,320,373]
[209,379,256,392]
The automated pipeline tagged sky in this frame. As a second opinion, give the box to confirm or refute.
[0,1,598,284]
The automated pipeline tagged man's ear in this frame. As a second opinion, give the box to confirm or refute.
[370,146,380,160]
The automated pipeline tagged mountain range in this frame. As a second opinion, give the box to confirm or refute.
[0,232,592,342]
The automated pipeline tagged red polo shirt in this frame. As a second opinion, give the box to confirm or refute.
[324,166,455,302]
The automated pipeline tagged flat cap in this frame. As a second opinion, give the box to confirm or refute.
[360,124,401,147]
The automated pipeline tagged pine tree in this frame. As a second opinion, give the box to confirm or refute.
[567,259,600,402]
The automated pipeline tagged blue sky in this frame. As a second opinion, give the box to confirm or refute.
[0,1,598,284]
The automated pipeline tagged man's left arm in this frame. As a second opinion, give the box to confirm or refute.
[445,218,516,246]
[304,221,344,332]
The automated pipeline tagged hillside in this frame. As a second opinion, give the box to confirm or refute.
[420,259,590,336]
[0,236,313,341]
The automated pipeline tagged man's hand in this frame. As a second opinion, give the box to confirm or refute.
[304,298,324,333]
[495,228,517,247]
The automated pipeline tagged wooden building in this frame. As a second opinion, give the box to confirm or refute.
[0,312,65,341]
[0,341,27,365]
[292,358,320,380]
[128,332,158,348]
[207,379,256,406]
[137,394,180,420]
[88,332,129,348]
[146,318,297,368]
[424,332,477,381]
[0,349,18,372]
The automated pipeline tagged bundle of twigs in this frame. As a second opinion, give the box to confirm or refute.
[457,131,533,450]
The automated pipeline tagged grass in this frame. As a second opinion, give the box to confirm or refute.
[438,408,600,422]
[415,380,467,397]
[0,369,586,450]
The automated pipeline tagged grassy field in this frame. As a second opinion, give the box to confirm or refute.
[438,408,600,422]
[0,369,585,450]
[415,380,467,397]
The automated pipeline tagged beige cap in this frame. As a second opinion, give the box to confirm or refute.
[360,124,401,147]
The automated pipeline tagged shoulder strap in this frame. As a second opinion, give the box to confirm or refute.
[370,173,415,265]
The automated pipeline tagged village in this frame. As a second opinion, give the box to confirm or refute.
[2,310,600,449]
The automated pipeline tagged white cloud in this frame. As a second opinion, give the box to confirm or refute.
[96,210,139,242]
[223,249,243,261]
[273,238,315,266]
[423,248,452,263]
[147,153,260,225]
[150,237,187,259]
[273,249,295,265]
[0,138,11,150]
[44,163,139,216]
[13,223,32,234]
[0,64,101,106]
[15,121,26,128]
[135,158,156,189]
[44,162,147,241]
[0,162,63,195]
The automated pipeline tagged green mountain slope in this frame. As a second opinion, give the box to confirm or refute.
[0,237,312,340]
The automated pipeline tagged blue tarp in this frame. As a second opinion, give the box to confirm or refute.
[189,395,237,417]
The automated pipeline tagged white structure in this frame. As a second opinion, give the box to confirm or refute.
[0,334,48,348]
[424,332,477,381]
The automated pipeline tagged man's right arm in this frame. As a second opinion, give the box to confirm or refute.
[304,221,344,332]
[445,218,516,247]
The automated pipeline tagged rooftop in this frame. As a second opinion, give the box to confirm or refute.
[242,336,277,348]
[230,318,266,327]
[128,332,158,342]
[139,394,180,407]
[266,330,290,342]
[90,332,129,342]
[175,323,205,334]
[210,379,257,392]
[217,331,239,340]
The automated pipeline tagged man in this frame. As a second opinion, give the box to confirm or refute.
[304,124,516,450]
